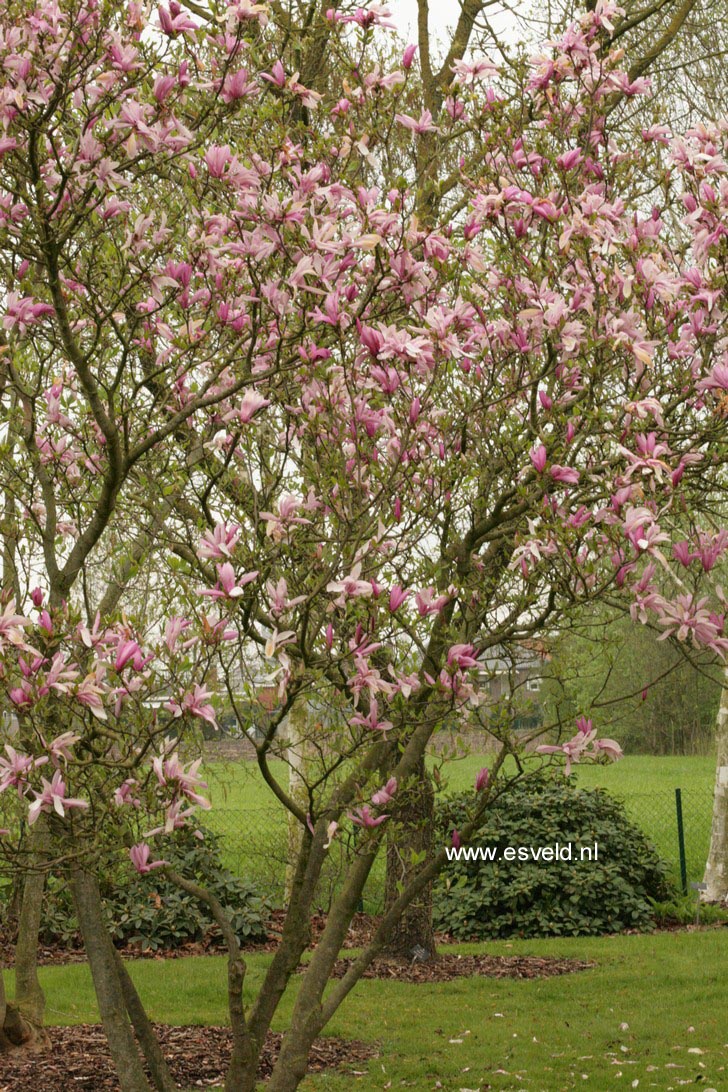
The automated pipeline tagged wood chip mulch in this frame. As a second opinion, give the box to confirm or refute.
[0,913,455,968]
[0,1025,378,1090]
[325,952,595,983]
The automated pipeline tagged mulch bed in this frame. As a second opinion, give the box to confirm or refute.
[0,1025,378,1090]
[325,952,594,983]
[0,912,453,968]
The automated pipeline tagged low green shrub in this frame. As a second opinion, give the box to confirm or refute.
[433,779,674,939]
[38,826,271,952]
[651,894,728,927]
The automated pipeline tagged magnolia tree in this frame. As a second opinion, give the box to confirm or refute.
[2,0,728,1090]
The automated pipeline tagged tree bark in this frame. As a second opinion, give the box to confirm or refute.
[702,672,728,902]
[381,753,436,961]
[13,819,49,1034]
[71,867,152,1092]
[1,970,49,1052]
[111,950,175,1092]
[163,867,255,1092]
[284,700,312,904]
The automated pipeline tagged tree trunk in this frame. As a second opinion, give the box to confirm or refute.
[13,819,50,1035]
[111,950,175,1092]
[71,867,152,1092]
[702,674,728,902]
[284,700,312,904]
[1,970,48,1053]
[268,841,380,1092]
[381,753,436,961]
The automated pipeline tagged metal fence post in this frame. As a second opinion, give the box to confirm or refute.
[675,788,688,895]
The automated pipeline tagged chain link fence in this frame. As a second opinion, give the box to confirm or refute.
[206,786,715,909]
[607,787,713,891]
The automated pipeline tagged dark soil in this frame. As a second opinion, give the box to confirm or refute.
[325,951,595,983]
[0,1025,378,1090]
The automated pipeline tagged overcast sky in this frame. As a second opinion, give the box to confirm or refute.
[384,1,523,55]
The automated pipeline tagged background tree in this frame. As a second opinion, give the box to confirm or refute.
[2,3,728,1091]
[542,609,722,754]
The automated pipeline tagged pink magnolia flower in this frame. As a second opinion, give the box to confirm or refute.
[129,843,166,874]
[594,738,623,760]
[327,562,374,607]
[260,495,311,542]
[204,145,231,178]
[0,746,47,796]
[114,639,146,672]
[235,388,270,423]
[164,615,193,652]
[27,771,88,824]
[475,767,489,792]
[42,732,80,766]
[350,698,393,734]
[221,69,255,103]
[152,752,211,809]
[698,363,728,392]
[389,586,410,612]
[75,672,108,720]
[655,594,721,647]
[266,577,306,616]
[402,44,417,69]
[114,779,141,808]
[372,777,398,806]
[451,829,461,849]
[197,522,241,561]
[157,2,198,35]
[349,805,388,828]
[549,464,580,485]
[323,820,339,849]
[0,600,31,648]
[415,587,450,617]
[451,57,499,84]
[264,628,296,658]
[153,75,176,103]
[537,716,622,774]
[9,684,33,709]
[201,562,259,599]
[261,59,286,88]
[394,110,438,134]
[530,444,547,473]
[166,685,218,726]
[154,799,198,834]
[3,293,55,334]
[447,644,478,670]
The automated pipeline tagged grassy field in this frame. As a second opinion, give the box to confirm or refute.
[202,754,716,902]
[4,929,727,1090]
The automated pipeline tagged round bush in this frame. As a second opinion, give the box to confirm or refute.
[37,826,271,952]
[433,779,674,939]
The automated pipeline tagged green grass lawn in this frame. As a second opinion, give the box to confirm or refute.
[4,929,727,1090]
[202,754,716,903]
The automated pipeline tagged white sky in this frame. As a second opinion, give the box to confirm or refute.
[386,0,523,50]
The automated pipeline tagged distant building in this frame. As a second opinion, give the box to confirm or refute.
[477,641,550,731]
